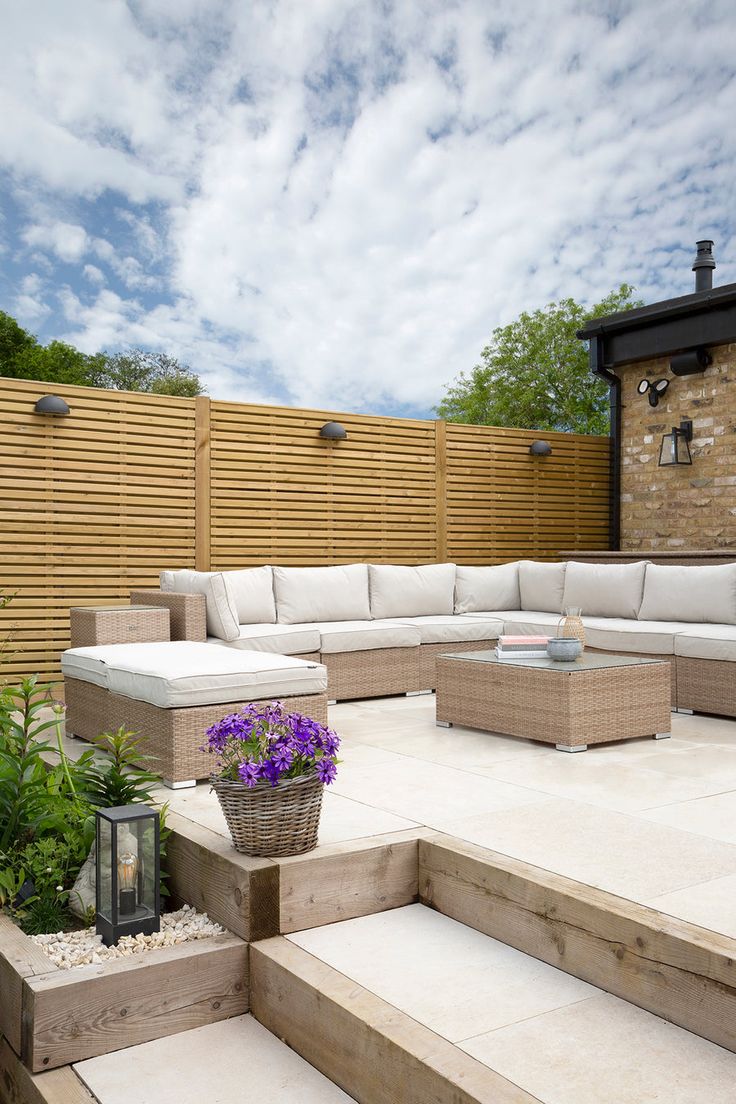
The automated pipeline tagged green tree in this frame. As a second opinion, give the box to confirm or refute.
[98,350,203,397]
[0,311,204,397]
[435,285,641,434]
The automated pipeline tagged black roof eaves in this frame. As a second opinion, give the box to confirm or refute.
[577,281,736,340]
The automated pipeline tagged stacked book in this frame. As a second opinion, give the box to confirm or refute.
[495,634,550,659]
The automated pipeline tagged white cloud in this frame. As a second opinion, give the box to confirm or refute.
[2,0,736,412]
[22,220,89,263]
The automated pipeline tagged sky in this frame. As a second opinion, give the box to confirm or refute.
[1,0,735,420]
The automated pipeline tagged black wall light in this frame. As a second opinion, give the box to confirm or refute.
[529,440,552,456]
[658,419,693,467]
[34,395,70,415]
[319,421,347,440]
[670,347,711,376]
[637,378,669,407]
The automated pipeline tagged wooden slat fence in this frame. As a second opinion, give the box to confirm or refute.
[0,379,610,682]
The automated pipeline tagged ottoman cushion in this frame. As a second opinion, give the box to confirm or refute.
[62,641,327,708]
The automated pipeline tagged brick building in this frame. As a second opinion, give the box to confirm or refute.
[579,242,736,554]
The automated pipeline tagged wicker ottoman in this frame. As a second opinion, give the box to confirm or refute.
[62,641,328,787]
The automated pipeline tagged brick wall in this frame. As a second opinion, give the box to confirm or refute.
[618,342,736,550]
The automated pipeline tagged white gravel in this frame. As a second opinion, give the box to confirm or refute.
[31,904,225,969]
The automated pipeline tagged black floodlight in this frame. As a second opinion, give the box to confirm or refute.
[637,378,669,407]
[319,421,347,440]
[658,419,693,467]
[96,805,160,947]
[34,395,70,415]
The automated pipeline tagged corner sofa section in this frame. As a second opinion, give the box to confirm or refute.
[132,557,736,715]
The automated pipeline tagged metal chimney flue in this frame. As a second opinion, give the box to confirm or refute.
[692,239,715,292]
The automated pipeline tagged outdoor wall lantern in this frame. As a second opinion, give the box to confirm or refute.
[658,419,693,467]
[33,394,70,415]
[637,378,670,407]
[319,421,347,440]
[96,805,160,947]
[529,440,552,456]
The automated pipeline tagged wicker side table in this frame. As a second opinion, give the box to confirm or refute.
[70,605,171,648]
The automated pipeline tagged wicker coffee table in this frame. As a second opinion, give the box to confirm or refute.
[435,651,671,752]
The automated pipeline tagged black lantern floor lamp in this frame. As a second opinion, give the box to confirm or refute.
[96,805,160,946]
[658,419,693,466]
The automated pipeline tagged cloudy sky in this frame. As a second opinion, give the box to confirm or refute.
[1,1,735,418]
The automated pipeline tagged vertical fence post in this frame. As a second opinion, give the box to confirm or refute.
[195,396,211,571]
[435,419,448,563]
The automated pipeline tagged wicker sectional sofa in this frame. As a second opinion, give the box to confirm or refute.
[131,558,736,716]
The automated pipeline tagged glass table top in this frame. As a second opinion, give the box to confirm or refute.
[440,650,667,672]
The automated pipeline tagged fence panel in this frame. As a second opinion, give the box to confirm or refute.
[0,380,610,682]
[0,379,196,682]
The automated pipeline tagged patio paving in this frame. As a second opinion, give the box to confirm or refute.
[57,696,736,1103]
[159,694,736,939]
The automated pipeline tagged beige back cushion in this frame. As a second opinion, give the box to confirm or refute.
[223,566,276,625]
[454,563,520,613]
[638,563,736,624]
[518,561,567,614]
[160,569,240,641]
[369,563,456,618]
[562,561,648,619]
[273,564,371,624]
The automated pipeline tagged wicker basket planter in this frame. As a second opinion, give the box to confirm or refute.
[211,771,324,857]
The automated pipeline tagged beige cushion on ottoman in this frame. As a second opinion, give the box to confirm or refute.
[61,641,327,708]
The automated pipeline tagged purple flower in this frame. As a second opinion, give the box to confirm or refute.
[315,759,338,785]
[237,760,261,788]
[271,744,294,771]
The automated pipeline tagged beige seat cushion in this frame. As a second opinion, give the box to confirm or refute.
[392,614,504,644]
[638,563,736,624]
[211,624,320,655]
[61,649,110,689]
[454,563,520,613]
[160,569,240,641]
[369,563,456,618]
[518,561,567,613]
[497,611,564,635]
[62,642,327,708]
[581,617,695,654]
[303,620,421,654]
[562,560,648,619]
[273,564,371,624]
[674,626,736,662]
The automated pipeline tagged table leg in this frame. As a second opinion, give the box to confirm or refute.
[555,743,587,753]
[436,720,453,728]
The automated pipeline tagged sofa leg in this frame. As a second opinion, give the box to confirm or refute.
[675,707,694,715]
[407,689,433,696]
[162,778,197,789]
[436,720,452,728]
[556,744,587,753]
[654,732,671,740]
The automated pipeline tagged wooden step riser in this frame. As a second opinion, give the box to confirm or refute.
[250,937,537,1104]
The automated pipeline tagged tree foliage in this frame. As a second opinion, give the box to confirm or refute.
[435,285,641,435]
[0,310,203,397]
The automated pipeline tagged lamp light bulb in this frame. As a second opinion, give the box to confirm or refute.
[118,852,138,890]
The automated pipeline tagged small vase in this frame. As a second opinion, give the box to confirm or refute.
[211,771,324,857]
[558,608,586,649]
